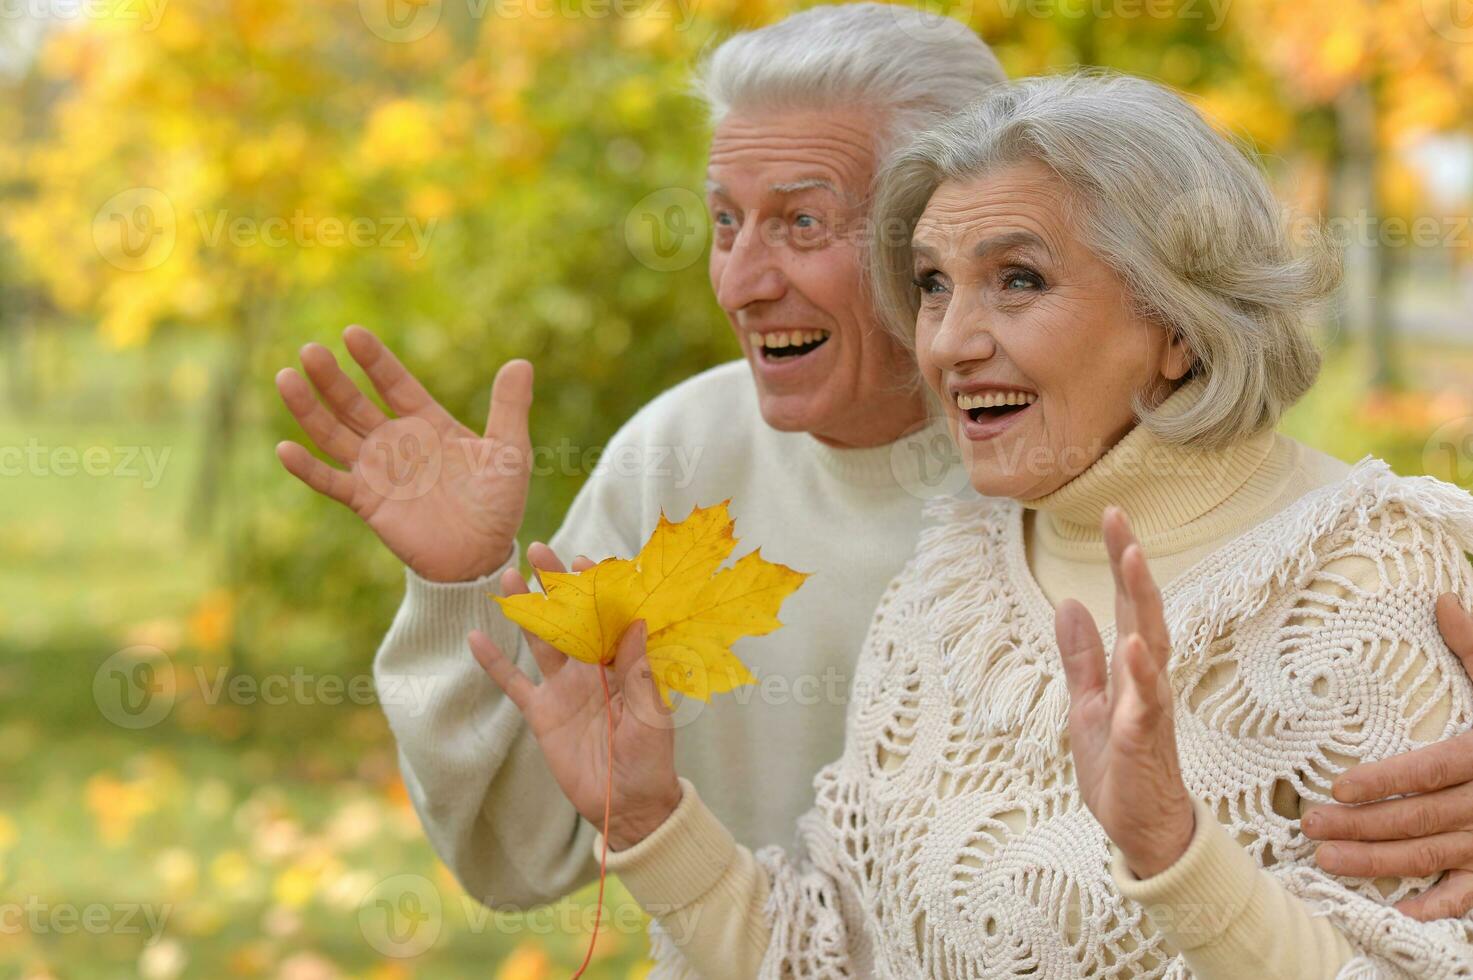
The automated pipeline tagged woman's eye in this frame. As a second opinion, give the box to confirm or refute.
[794,214,817,228]
[714,211,736,227]
[1003,269,1044,290]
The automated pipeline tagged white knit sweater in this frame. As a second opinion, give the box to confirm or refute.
[607,445,1473,978]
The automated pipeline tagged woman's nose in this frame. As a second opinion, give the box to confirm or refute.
[928,300,997,369]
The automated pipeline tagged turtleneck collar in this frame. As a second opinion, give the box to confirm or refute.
[1021,377,1292,558]
[803,412,953,490]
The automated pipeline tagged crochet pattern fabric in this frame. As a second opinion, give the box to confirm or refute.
[734,460,1473,979]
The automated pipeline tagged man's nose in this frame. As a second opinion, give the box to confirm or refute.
[715,218,787,311]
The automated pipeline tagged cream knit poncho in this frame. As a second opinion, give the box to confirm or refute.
[607,437,1473,978]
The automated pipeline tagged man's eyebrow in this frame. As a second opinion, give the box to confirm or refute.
[705,176,855,202]
[769,177,840,195]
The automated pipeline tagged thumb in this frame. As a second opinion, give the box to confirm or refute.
[485,359,533,445]
[1055,599,1107,708]
[1436,593,1473,678]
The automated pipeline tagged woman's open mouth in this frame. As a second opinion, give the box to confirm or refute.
[953,388,1037,440]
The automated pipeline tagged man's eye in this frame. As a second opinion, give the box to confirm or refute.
[714,211,737,227]
[794,214,817,228]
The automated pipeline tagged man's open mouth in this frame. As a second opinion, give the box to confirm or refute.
[755,329,831,360]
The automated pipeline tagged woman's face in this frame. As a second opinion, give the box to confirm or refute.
[911,160,1193,501]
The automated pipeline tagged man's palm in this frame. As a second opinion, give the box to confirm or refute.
[275,326,533,582]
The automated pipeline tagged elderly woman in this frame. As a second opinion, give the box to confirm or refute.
[471,73,1473,977]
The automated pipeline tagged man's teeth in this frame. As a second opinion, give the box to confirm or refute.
[757,330,829,350]
[954,390,1038,410]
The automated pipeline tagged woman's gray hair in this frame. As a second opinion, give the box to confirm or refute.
[692,3,1007,160]
[871,71,1339,450]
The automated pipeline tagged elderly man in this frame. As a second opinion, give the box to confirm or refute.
[276,3,1473,920]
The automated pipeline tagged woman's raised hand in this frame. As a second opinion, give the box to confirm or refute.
[1055,506,1197,879]
[468,544,683,851]
[275,325,533,583]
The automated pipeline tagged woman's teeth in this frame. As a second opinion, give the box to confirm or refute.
[757,330,830,358]
[954,390,1038,411]
[955,389,1038,422]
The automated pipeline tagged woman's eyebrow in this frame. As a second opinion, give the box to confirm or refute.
[972,230,1051,259]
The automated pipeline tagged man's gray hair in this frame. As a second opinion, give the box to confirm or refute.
[870,71,1339,450]
[692,3,1007,160]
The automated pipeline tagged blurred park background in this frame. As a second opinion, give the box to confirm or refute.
[0,0,1471,976]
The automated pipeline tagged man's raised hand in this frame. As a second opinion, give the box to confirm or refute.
[275,325,534,583]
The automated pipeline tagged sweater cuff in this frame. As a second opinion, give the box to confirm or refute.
[1109,798,1258,951]
[597,778,736,915]
[403,541,520,603]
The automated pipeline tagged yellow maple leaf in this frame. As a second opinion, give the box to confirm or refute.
[494,501,808,705]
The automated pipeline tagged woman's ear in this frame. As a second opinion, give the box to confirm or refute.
[1162,332,1194,382]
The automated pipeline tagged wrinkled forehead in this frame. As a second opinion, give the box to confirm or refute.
[705,109,879,204]
[912,165,1075,257]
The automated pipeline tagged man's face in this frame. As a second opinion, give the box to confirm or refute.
[706,108,927,448]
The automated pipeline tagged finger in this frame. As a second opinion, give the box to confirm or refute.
[276,367,362,464]
[468,630,536,711]
[1103,507,1139,637]
[298,341,389,436]
[527,541,568,575]
[1303,782,1473,842]
[1395,869,1473,922]
[1436,592,1473,678]
[1121,543,1170,669]
[501,567,530,596]
[1332,731,1473,804]
[1117,631,1170,722]
[1314,830,1473,879]
[495,568,567,678]
[1056,599,1108,707]
[275,441,355,507]
[342,325,457,425]
[571,555,596,573]
[613,620,669,723]
[485,359,534,446]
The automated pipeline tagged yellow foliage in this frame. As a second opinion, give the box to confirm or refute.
[187,589,237,656]
[84,772,158,845]
[496,501,807,705]
[359,99,443,170]
[494,942,551,980]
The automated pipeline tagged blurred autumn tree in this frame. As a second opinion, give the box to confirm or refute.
[3,0,762,678]
[1,0,1469,677]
